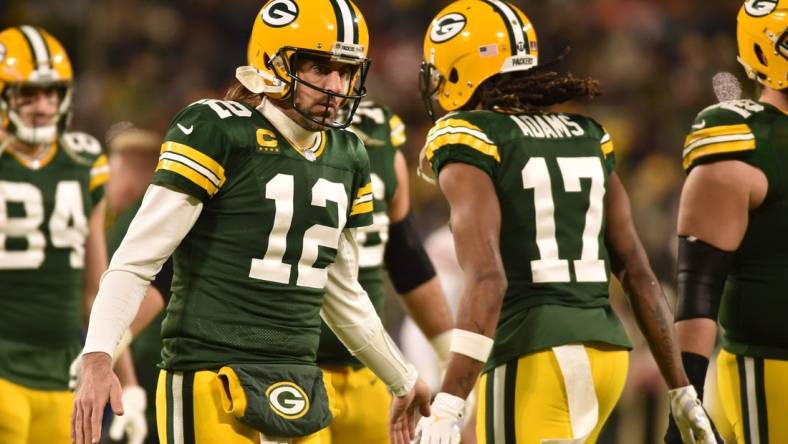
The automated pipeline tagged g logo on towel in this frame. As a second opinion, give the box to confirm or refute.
[266,381,310,419]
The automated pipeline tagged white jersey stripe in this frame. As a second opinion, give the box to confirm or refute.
[20,26,50,67]
[160,151,222,187]
[682,133,754,157]
[427,126,495,145]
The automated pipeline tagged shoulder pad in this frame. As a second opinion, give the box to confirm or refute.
[426,110,500,164]
[182,99,255,122]
[693,99,766,128]
[683,100,760,171]
[60,131,103,164]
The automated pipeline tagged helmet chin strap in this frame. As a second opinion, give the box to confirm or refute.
[7,110,58,145]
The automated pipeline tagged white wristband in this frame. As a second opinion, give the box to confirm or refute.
[450,329,494,363]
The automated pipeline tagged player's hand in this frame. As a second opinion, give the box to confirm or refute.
[413,392,465,444]
[667,385,719,444]
[71,352,123,444]
[390,378,432,444]
[109,385,148,444]
[69,354,82,390]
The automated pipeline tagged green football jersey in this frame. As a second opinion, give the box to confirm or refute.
[151,99,373,371]
[426,110,631,372]
[683,99,788,360]
[317,101,403,367]
[0,132,107,389]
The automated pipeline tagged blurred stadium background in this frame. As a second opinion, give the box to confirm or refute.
[2,0,748,442]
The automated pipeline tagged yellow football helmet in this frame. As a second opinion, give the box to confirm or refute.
[737,0,787,90]
[236,0,371,129]
[420,0,538,120]
[0,26,73,144]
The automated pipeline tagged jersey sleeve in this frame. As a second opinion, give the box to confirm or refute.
[682,100,758,172]
[424,113,500,179]
[388,112,407,148]
[347,134,374,228]
[152,101,231,202]
[61,131,108,205]
[587,119,616,174]
[89,154,109,204]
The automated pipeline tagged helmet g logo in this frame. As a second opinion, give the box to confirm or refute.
[262,0,299,27]
[0,43,5,63]
[430,13,467,43]
[744,0,778,17]
[266,381,310,419]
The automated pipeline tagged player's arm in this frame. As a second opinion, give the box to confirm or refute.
[674,160,766,387]
[386,150,453,363]
[82,198,108,323]
[606,172,719,443]
[436,162,505,400]
[72,185,203,444]
[320,227,431,444]
[604,172,688,388]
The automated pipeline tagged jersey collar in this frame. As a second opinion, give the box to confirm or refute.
[257,98,322,152]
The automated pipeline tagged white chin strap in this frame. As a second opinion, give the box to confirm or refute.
[8,110,57,145]
[236,65,287,95]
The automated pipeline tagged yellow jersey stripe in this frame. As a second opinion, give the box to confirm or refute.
[682,139,756,170]
[161,142,226,185]
[425,132,501,163]
[350,201,374,216]
[428,119,495,144]
[156,158,219,196]
[684,124,752,148]
[601,140,614,157]
[89,173,109,191]
[356,182,372,198]
[91,154,108,169]
[683,133,755,158]
[389,115,406,147]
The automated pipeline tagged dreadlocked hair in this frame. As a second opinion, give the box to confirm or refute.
[224,80,264,107]
[465,66,601,113]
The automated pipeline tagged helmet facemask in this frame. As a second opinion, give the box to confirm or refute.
[419,61,443,123]
[1,81,72,145]
[268,47,370,129]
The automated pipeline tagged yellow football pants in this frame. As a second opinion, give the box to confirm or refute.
[476,343,628,444]
[316,365,391,444]
[0,377,73,444]
[715,348,788,444]
[156,369,331,444]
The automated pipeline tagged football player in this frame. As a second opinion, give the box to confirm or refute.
[315,101,454,443]
[411,1,716,443]
[667,1,788,443]
[0,26,109,444]
[71,1,431,444]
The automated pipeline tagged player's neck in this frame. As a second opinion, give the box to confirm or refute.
[760,87,788,114]
[258,98,319,150]
[3,136,52,160]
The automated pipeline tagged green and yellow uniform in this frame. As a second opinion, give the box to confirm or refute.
[682,99,788,444]
[0,133,107,444]
[150,99,373,444]
[315,101,405,443]
[426,110,631,444]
